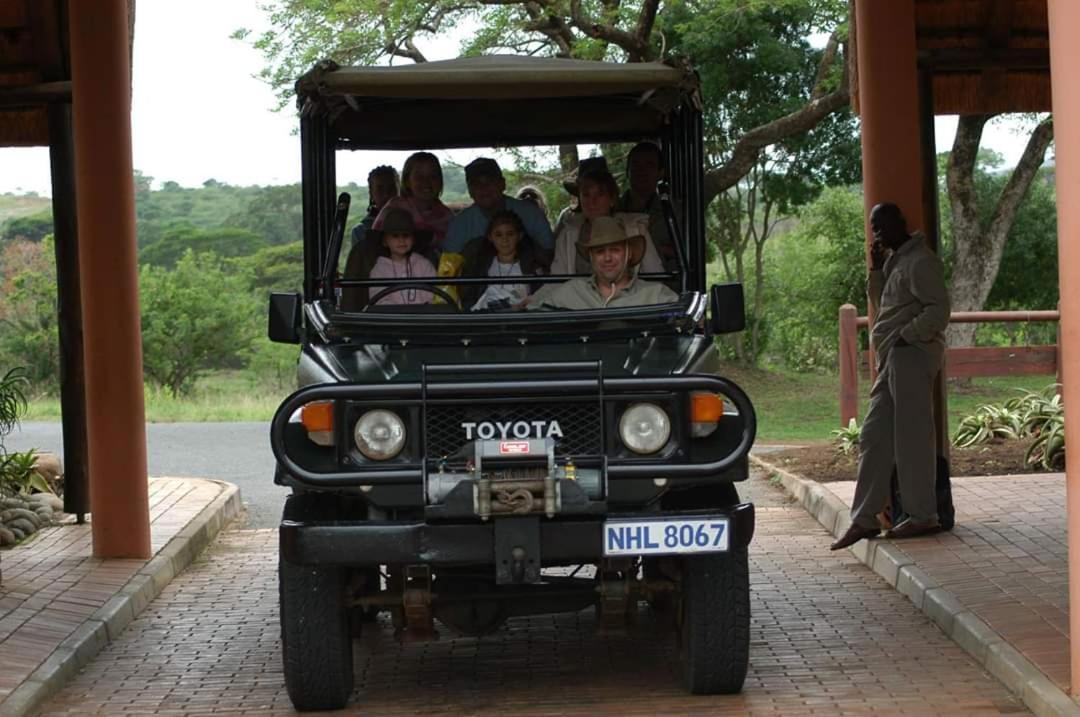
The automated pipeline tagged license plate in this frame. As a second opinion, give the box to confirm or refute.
[603,517,729,556]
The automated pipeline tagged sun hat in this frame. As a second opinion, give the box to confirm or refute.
[378,207,416,234]
[575,216,646,266]
[563,156,610,196]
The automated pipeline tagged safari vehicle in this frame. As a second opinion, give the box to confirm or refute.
[268,55,757,712]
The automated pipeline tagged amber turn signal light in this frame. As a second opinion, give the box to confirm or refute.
[301,400,334,433]
[690,393,724,423]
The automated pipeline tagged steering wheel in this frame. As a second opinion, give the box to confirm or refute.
[363,283,463,311]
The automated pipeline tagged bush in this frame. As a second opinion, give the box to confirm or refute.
[140,250,261,396]
[0,239,59,393]
[762,187,867,370]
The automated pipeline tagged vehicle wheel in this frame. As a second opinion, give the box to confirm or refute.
[678,548,750,694]
[280,556,354,711]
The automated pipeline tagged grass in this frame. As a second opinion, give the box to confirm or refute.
[721,364,1054,444]
[20,364,1056,443]
[23,370,282,422]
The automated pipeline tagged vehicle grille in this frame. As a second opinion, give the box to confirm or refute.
[425,400,602,457]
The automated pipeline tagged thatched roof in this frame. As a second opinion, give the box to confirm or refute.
[854,0,1051,115]
[0,0,134,148]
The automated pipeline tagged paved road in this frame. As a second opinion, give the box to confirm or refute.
[34,472,1027,716]
[8,422,803,530]
[7,422,286,529]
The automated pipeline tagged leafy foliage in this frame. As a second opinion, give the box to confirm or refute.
[140,224,265,268]
[1,209,53,243]
[759,186,866,369]
[952,385,1065,471]
[831,417,860,455]
[139,251,261,397]
[952,404,1023,448]
[0,239,60,392]
[0,367,48,498]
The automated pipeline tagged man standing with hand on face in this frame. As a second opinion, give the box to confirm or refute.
[831,202,951,550]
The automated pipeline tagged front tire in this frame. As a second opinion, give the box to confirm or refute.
[279,493,354,711]
[679,548,750,694]
[280,556,354,711]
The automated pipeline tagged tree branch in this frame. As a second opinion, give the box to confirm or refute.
[988,117,1054,237]
[811,30,841,100]
[704,86,850,203]
[568,0,649,60]
[634,0,661,57]
[946,114,991,240]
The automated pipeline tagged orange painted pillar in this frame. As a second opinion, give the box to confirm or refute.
[1048,0,1080,694]
[854,0,925,390]
[854,0,925,236]
[68,0,151,558]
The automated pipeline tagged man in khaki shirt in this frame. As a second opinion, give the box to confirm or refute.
[832,203,950,550]
[529,216,678,310]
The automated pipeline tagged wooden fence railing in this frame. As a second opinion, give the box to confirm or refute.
[838,305,1061,426]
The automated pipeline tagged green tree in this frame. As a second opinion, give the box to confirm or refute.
[230,241,304,294]
[139,251,260,396]
[0,239,59,392]
[237,0,852,187]
[1,209,54,243]
[139,224,265,268]
[943,114,1054,347]
[762,186,866,370]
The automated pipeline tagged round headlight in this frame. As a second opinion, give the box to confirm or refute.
[619,403,671,455]
[354,409,406,460]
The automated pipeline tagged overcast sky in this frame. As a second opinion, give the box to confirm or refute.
[0,2,1041,197]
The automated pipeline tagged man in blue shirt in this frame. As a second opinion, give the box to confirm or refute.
[443,158,553,253]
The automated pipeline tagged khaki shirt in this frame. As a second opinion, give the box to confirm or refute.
[868,231,950,364]
[530,274,678,310]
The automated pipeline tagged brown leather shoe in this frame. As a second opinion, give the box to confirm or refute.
[883,517,942,540]
[830,524,880,551]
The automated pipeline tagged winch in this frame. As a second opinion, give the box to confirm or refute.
[425,438,602,518]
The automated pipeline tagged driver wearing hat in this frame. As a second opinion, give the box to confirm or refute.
[529,216,677,310]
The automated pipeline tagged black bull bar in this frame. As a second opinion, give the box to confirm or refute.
[270,371,756,488]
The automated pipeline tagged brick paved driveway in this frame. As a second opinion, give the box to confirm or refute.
[36,476,1028,716]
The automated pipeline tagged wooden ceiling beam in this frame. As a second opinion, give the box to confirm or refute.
[919,47,1049,71]
[0,3,27,29]
[0,79,71,107]
[26,0,67,82]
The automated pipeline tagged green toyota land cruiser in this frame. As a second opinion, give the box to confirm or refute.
[268,55,756,712]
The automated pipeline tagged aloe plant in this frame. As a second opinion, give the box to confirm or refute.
[831,418,861,456]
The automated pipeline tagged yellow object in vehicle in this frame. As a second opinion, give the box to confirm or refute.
[433,252,464,304]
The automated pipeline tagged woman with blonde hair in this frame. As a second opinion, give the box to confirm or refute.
[372,151,454,250]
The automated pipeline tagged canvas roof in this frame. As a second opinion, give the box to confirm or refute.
[294,55,701,150]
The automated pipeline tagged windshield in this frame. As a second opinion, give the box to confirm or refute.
[326,144,690,319]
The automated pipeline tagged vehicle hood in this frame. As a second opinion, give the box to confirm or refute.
[307,336,714,385]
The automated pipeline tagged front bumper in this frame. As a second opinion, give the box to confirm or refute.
[280,502,755,566]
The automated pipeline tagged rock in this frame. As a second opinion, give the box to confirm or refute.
[31,451,62,483]
[34,506,53,522]
[0,525,15,546]
[8,518,37,536]
[1,508,41,528]
[28,493,63,512]
[10,526,25,541]
[0,497,28,510]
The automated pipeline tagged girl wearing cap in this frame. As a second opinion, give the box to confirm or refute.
[459,210,549,311]
[550,168,664,277]
[366,207,436,305]
[372,151,454,249]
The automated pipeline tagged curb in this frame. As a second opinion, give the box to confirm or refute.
[750,454,1080,717]
[0,480,243,717]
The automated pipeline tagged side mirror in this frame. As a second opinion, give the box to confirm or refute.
[708,283,746,335]
[268,292,302,344]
